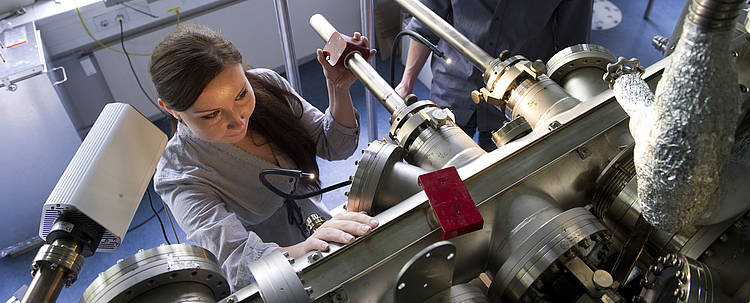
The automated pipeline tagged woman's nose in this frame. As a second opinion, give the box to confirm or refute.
[227,110,245,129]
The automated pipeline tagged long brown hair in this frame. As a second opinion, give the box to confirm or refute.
[149,24,319,184]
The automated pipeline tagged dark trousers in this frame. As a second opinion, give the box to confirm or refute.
[458,111,497,152]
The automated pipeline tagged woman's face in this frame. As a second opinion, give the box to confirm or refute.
[162,63,255,144]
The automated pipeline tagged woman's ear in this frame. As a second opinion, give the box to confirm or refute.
[158,98,179,120]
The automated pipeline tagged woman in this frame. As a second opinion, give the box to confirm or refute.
[150,24,379,291]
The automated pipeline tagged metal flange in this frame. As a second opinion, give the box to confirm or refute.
[489,207,607,302]
[491,116,532,147]
[31,239,83,286]
[249,250,310,303]
[347,140,405,212]
[81,244,229,303]
[546,44,616,83]
[639,253,724,303]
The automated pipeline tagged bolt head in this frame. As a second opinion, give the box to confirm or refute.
[548,121,561,130]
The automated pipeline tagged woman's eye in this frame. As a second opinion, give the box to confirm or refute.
[236,89,248,101]
[201,111,219,120]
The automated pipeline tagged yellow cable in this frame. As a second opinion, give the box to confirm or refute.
[75,2,182,57]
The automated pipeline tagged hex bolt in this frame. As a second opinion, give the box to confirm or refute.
[530,60,546,74]
[548,121,561,130]
[673,289,687,300]
[305,286,313,295]
[675,270,687,283]
[719,234,728,242]
[308,251,323,263]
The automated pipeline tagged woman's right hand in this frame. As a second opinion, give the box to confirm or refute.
[281,212,379,258]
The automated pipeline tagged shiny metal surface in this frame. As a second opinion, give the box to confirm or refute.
[394,241,456,303]
[22,239,82,303]
[309,14,406,114]
[546,44,615,101]
[248,250,309,303]
[424,283,489,303]
[489,207,607,302]
[131,282,216,302]
[393,0,495,72]
[603,173,733,261]
[273,0,301,93]
[347,140,427,213]
[21,258,67,303]
[31,239,82,282]
[697,214,750,298]
[81,244,229,303]
[360,0,378,142]
[506,76,580,129]
[407,125,485,171]
[639,254,729,303]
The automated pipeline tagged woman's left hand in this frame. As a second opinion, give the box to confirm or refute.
[316,32,377,89]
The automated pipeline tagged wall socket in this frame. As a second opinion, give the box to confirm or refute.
[92,8,130,32]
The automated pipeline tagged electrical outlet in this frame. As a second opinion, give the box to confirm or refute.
[91,8,130,32]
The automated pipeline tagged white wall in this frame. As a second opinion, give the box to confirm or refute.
[93,0,361,120]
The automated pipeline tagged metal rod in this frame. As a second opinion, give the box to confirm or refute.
[21,263,67,303]
[310,14,406,114]
[361,0,378,141]
[274,0,302,93]
[394,0,495,72]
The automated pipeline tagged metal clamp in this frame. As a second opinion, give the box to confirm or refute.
[31,239,83,286]
[249,250,311,302]
[603,57,645,89]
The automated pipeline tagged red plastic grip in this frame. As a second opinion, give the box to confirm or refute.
[418,166,483,240]
[322,32,372,68]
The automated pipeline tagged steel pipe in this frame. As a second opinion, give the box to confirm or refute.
[274,0,302,93]
[360,0,378,141]
[21,262,67,303]
[310,14,406,114]
[394,0,495,72]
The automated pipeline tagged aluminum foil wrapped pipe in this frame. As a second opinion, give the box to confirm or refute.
[309,14,406,114]
[612,0,745,233]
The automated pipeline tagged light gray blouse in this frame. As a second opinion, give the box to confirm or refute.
[154,68,360,291]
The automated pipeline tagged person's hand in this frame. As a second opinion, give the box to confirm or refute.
[395,79,413,98]
[316,32,377,89]
[281,211,379,258]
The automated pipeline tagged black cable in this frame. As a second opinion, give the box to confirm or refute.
[127,205,164,233]
[163,200,181,244]
[119,19,167,116]
[389,30,445,89]
[120,20,181,243]
[259,168,352,200]
[148,188,171,245]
